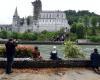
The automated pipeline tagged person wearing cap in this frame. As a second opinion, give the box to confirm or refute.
[50,46,61,60]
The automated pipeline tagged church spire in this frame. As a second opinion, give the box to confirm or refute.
[13,7,19,17]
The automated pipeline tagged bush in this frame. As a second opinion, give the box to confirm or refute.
[69,33,77,41]
[0,45,35,58]
[16,45,34,58]
[21,32,37,40]
[63,41,85,58]
[11,32,22,39]
[0,30,8,39]
[0,31,61,41]
[37,31,58,41]
[0,46,6,57]
[87,36,100,42]
[71,23,85,39]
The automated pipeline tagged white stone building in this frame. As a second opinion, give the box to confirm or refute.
[12,0,70,32]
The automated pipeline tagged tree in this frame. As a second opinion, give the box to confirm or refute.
[76,23,85,38]
[11,32,21,39]
[21,32,37,40]
[97,17,100,29]
[69,33,77,41]
[71,23,85,39]
[0,30,8,39]
[83,15,89,39]
[70,22,77,33]
[91,16,97,35]
[64,10,98,25]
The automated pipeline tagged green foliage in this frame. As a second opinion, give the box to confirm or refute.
[0,45,33,58]
[87,36,100,42]
[15,45,33,58]
[65,10,100,39]
[70,22,77,33]
[21,32,37,40]
[37,31,58,41]
[76,23,85,38]
[83,16,90,38]
[0,30,60,41]
[91,16,98,26]
[71,23,85,39]
[91,16,98,35]
[69,33,77,41]
[11,32,21,39]
[83,15,89,27]
[64,41,85,58]
[6,31,13,39]
[0,30,8,39]
[64,10,98,25]
[77,10,97,16]
[0,46,5,57]
[64,10,78,25]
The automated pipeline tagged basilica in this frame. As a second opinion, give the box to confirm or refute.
[12,0,70,32]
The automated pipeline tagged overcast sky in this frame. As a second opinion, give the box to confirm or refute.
[0,0,100,24]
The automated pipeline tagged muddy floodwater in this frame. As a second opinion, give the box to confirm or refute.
[0,68,100,80]
[24,44,100,59]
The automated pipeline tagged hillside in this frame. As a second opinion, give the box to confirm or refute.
[64,10,100,25]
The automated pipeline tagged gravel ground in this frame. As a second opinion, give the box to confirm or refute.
[0,68,100,80]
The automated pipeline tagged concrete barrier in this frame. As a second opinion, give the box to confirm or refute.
[0,58,91,68]
[0,41,64,45]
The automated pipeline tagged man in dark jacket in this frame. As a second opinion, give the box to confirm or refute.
[90,48,100,71]
[5,39,17,74]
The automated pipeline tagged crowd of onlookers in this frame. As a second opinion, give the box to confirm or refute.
[32,45,61,60]
[4,38,100,74]
[5,39,61,74]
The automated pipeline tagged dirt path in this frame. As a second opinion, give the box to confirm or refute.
[0,68,100,80]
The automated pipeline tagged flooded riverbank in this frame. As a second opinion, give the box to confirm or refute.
[0,68,100,80]
[0,44,100,59]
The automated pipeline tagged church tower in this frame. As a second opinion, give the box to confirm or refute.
[12,7,20,32]
[32,0,42,20]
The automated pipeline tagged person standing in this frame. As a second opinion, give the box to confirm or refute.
[90,48,100,72]
[5,39,17,74]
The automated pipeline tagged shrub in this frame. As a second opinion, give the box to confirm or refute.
[87,36,100,42]
[63,41,85,58]
[11,32,21,39]
[71,23,85,39]
[0,30,8,39]
[37,31,58,41]
[0,45,35,58]
[69,33,77,41]
[0,46,6,57]
[16,45,34,58]
[21,32,37,40]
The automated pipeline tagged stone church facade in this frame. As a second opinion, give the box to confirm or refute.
[12,0,70,32]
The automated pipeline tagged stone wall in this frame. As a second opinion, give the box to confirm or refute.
[0,41,64,45]
[0,59,91,68]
